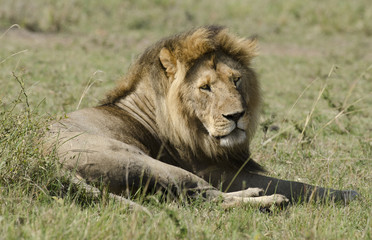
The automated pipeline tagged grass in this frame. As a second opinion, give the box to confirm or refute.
[0,0,371,239]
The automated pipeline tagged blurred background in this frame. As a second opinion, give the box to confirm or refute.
[0,0,371,113]
[1,0,372,37]
[0,1,371,238]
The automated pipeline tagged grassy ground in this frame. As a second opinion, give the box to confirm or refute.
[1,0,371,239]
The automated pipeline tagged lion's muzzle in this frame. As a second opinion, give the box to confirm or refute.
[222,110,245,123]
[207,109,248,147]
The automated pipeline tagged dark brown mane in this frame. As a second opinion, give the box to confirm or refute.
[102,26,257,104]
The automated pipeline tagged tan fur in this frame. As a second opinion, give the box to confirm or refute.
[46,26,357,208]
[103,26,260,161]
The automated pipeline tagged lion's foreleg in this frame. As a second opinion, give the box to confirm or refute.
[229,172,358,203]
[62,169,151,215]
[48,131,220,201]
[47,131,293,208]
[221,194,289,208]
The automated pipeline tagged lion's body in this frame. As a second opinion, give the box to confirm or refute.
[46,26,357,207]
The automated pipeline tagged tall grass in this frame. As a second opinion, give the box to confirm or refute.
[0,0,371,239]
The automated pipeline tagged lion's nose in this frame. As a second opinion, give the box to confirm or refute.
[222,111,245,122]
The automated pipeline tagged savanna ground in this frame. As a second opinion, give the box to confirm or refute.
[0,0,371,239]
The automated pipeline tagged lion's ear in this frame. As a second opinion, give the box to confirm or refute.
[243,37,258,57]
[159,47,177,78]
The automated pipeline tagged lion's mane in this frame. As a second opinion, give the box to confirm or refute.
[103,26,261,164]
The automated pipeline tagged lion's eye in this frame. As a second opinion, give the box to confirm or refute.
[233,77,241,87]
[200,84,211,91]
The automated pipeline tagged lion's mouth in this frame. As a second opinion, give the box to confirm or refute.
[214,128,246,147]
[214,128,244,139]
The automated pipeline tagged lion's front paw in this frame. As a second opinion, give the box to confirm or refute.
[225,187,264,198]
[253,194,289,208]
[222,193,289,208]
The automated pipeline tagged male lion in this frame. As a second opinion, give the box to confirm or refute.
[45,26,357,208]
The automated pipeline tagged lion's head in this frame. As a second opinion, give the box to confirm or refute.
[105,26,261,160]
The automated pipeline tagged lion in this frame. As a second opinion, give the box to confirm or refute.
[45,26,357,209]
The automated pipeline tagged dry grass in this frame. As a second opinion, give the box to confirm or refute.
[0,0,371,239]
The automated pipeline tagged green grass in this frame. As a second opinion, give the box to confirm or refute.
[1,0,371,239]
